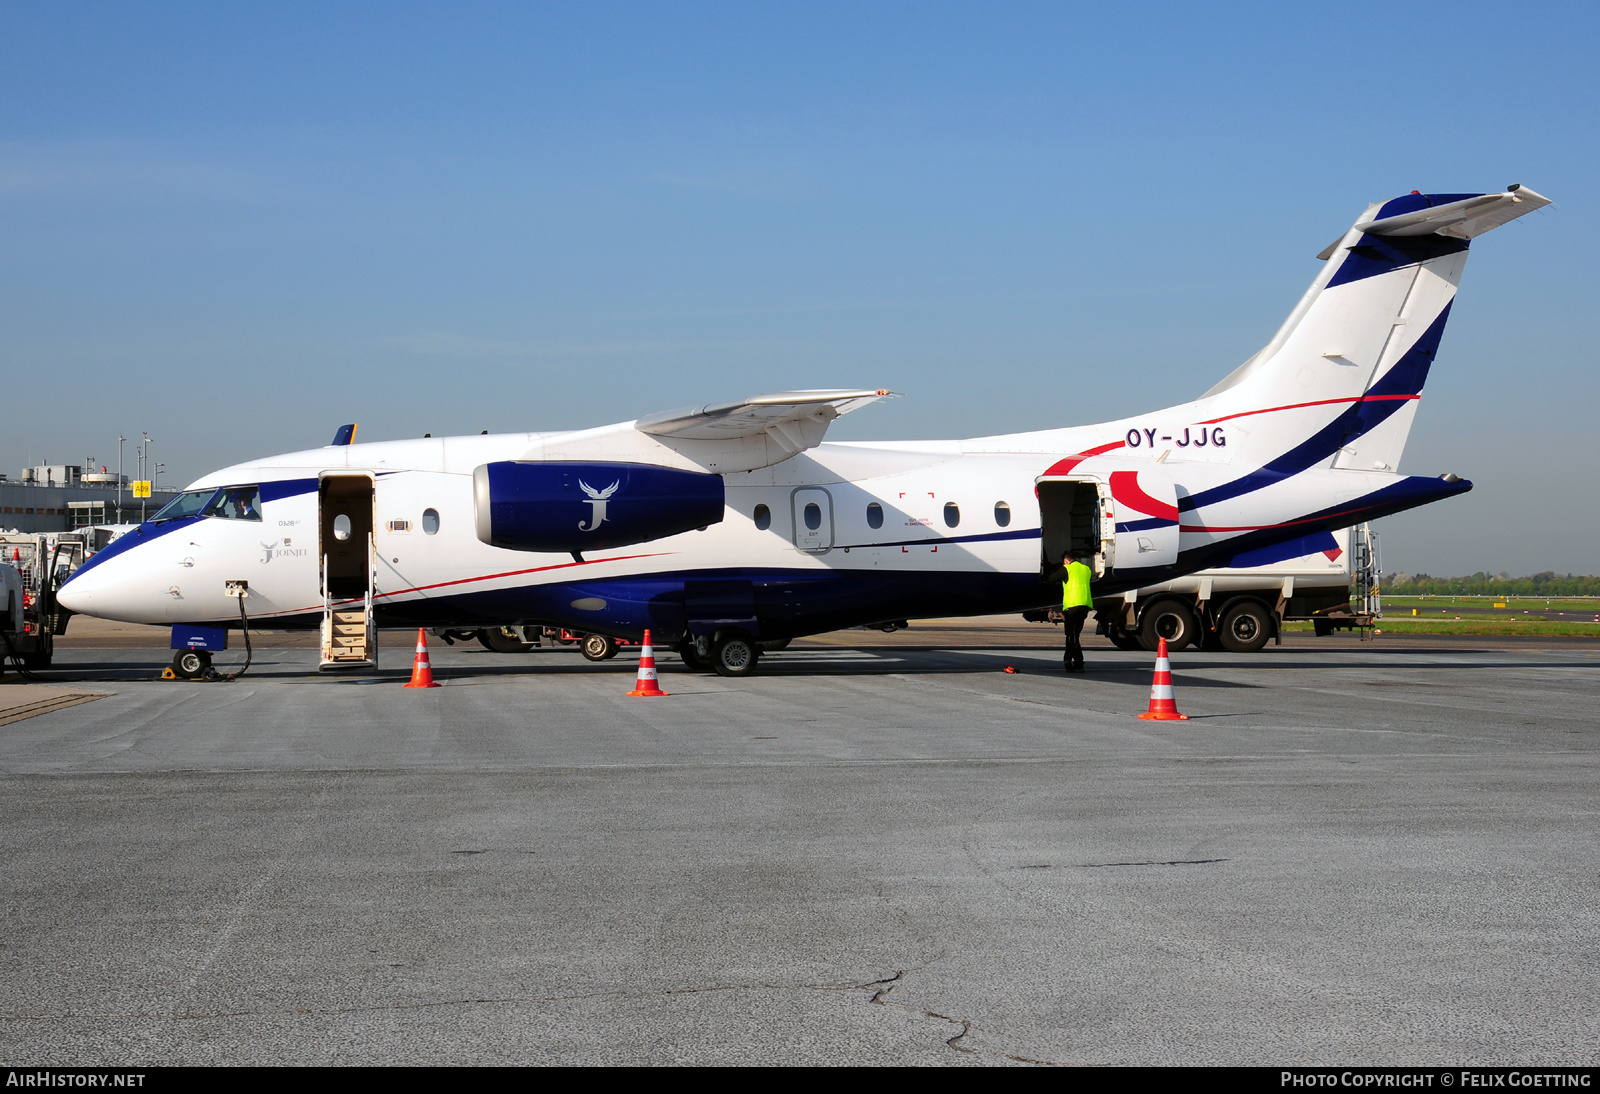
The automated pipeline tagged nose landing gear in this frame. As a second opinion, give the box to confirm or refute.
[172,648,212,679]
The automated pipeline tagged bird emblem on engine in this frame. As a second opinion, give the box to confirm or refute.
[578,480,620,531]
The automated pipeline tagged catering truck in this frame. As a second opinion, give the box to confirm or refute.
[1029,523,1381,653]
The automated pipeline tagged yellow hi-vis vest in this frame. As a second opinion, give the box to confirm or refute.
[1063,560,1093,610]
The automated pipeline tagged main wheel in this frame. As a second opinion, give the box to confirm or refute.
[172,648,211,679]
[712,633,760,678]
[677,642,710,671]
[757,638,791,651]
[581,634,618,662]
[1139,600,1198,652]
[1218,601,1272,653]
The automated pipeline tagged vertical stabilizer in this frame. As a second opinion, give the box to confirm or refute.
[1196,186,1548,474]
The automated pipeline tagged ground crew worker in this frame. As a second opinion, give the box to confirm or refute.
[1046,550,1094,673]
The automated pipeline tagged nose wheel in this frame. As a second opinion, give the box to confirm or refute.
[172,648,212,679]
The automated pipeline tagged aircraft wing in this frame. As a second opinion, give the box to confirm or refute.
[636,389,891,457]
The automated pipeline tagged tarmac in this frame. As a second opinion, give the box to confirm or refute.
[1,619,1597,1066]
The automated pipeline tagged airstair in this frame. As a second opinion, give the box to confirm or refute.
[320,547,377,671]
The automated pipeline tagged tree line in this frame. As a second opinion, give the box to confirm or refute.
[1386,572,1600,596]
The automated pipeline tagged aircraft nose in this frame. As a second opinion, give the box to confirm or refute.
[56,534,172,624]
[55,563,107,616]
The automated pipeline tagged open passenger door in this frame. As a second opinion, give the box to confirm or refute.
[318,473,377,671]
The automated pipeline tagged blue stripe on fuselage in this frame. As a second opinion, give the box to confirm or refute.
[1179,305,1451,514]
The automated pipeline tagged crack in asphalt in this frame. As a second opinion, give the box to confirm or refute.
[4,966,1068,1065]
[868,973,1067,1066]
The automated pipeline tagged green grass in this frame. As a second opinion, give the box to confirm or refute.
[1284,619,1600,637]
[1383,595,1600,612]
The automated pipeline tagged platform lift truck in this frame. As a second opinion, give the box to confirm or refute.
[1074,523,1383,653]
[0,532,89,671]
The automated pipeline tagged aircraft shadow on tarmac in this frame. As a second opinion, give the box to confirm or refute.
[33,646,1594,687]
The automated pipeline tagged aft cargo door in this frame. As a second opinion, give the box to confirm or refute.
[1034,478,1111,577]
[1106,470,1179,572]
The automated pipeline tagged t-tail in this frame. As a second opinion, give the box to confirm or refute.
[1194,186,1550,473]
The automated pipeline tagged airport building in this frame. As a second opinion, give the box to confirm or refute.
[0,462,180,533]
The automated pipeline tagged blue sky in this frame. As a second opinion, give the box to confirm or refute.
[3,2,1595,573]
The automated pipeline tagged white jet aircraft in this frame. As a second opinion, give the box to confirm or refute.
[58,185,1549,676]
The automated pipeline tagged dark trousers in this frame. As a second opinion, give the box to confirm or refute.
[1062,606,1089,669]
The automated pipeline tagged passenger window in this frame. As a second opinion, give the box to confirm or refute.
[994,501,1011,527]
[866,503,883,529]
[753,504,771,531]
[943,502,960,528]
[203,486,262,522]
[422,508,440,535]
[804,503,822,531]
[333,514,353,541]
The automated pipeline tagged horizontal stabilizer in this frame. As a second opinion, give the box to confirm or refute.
[1362,185,1550,240]
[1315,186,1550,259]
[637,389,891,456]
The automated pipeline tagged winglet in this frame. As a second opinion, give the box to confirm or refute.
[331,423,358,446]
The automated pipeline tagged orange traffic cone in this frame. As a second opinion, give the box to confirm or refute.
[626,629,669,697]
[1136,636,1188,720]
[403,628,441,688]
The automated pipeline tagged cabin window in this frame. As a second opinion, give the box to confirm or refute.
[866,503,883,529]
[803,502,822,531]
[943,502,960,528]
[422,508,440,535]
[753,504,771,531]
[994,501,1011,527]
[332,514,353,541]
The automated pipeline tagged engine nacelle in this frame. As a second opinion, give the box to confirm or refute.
[473,461,725,553]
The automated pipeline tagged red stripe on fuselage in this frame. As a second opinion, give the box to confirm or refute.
[1199,393,1418,425]
[1110,470,1180,522]
[245,551,673,620]
[1041,440,1126,478]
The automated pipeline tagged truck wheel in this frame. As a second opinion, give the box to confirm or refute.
[1218,601,1272,653]
[479,627,533,653]
[1140,600,1197,652]
[712,632,760,678]
[581,634,617,662]
[1107,627,1143,651]
[758,638,791,651]
[173,649,211,679]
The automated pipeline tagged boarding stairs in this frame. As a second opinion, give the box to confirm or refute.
[319,545,377,671]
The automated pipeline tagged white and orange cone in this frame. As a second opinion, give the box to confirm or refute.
[403,627,441,688]
[1136,636,1188,720]
[626,629,669,697]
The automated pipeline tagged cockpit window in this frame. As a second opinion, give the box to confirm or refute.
[203,486,263,522]
[151,489,220,522]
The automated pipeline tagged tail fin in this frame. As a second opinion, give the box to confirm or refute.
[1197,186,1549,473]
